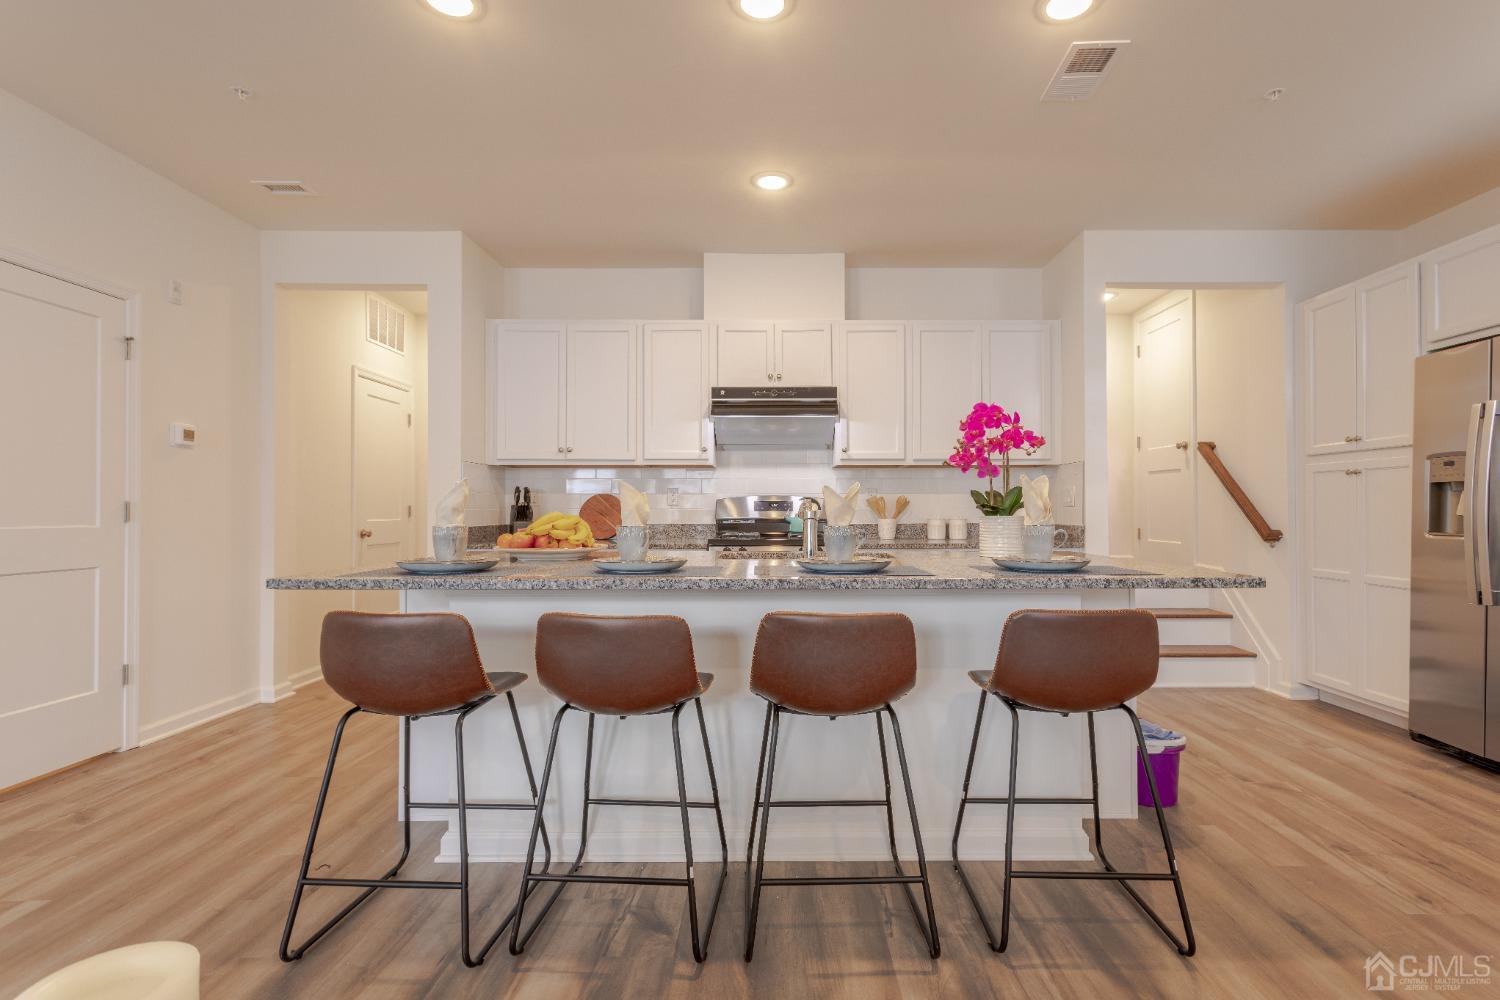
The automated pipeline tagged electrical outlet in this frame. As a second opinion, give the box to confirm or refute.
[667,487,683,509]
[1063,485,1077,507]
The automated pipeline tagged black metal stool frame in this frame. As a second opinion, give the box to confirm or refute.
[743,701,941,962]
[279,690,553,967]
[508,696,729,963]
[950,690,1196,956]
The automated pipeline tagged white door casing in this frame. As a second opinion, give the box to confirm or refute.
[0,260,129,787]
[1134,293,1196,564]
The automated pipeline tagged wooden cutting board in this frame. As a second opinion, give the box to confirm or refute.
[580,493,622,540]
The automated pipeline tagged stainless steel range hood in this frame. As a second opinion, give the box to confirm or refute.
[709,386,839,448]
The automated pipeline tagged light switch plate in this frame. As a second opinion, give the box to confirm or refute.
[167,279,183,306]
[169,422,197,447]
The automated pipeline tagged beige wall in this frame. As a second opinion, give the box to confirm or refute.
[273,291,428,690]
[0,88,262,742]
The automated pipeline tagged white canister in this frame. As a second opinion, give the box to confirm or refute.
[926,518,947,541]
[947,518,967,542]
[877,518,898,541]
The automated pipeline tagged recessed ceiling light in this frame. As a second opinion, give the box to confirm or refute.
[421,0,480,20]
[733,0,794,22]
[1102,290,1117,302]
[752,172,792,192]
[1037,0,1096,22]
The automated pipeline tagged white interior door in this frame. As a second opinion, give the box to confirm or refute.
[353,369,413,614]
[1134,293,1196,564]
[0,260,128,788]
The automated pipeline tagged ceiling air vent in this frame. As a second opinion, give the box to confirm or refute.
[253,180,315,196]
[1041,40,1130,102]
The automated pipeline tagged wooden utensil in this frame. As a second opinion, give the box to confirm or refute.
[579,493,622,540]
[893,495,910,518]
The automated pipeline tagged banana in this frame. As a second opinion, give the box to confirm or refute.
[550,527,573,540]
[528,513,565,536]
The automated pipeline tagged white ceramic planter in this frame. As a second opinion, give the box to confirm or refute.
[978,513,1024,558]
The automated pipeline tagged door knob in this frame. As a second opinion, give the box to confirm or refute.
[1175,440,1190,450]
[358,529,373,538]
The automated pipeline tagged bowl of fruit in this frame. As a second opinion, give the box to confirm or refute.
[497,513,599,560]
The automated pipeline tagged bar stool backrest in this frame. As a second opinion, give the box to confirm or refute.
[320,611,493,716]
[988,609,1159,712]
[535,612,699,715]
[751,612,917,716]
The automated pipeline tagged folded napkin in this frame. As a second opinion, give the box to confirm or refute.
[822,481,862,527]
[1020,474,1052,526]
[618,481,651,527]
[434,479,469,527]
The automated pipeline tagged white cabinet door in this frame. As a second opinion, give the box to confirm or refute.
[566,322,637,463]
[776,322,833,385]
[643,322,712,464]
[1304,457,1361,694]
[835,322,906,463]
[492,321,566,462]
[1303,288,1359,455]
[716,322,775,385]
[984,321,1058,463]
[910,322,983,463]
[1356,450,1412,712]
[1357,263,1418,451]
[1421,224,1500,347]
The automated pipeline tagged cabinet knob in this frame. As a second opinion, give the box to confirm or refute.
[358,529,373,538]
[557,446,565,453]
[1344,435,1356,443]
[775,373,783,381]
[768,373,775,382]
[842,445,849,453]
[1175,440,1189,450]
[566,446,574,453]
[1345,468,1362,476]
[700,445,708,453]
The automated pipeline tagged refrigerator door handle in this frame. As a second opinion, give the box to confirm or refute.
[1467,400,1499,605]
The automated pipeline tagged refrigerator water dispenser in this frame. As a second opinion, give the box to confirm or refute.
[1426,452,1466,537]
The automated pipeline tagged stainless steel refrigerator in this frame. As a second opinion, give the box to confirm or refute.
[1410,337,1500,768]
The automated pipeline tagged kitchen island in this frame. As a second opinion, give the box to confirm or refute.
[269,551,1263,864]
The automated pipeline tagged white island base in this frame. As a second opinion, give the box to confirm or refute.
[401,586,1145,866]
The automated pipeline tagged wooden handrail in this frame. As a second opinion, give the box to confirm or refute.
[1196,441,1283,546]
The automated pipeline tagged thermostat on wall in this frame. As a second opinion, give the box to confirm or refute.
[169,423,197,448]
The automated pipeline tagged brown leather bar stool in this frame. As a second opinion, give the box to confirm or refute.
[743,612,940,961]
[951,609,1196,956]
[279,611,552,968]
[508,613,728,963]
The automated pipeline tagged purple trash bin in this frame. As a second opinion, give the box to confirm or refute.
[1137,744,1183,807]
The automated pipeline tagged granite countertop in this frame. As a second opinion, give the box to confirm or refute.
[267,550,1265,592]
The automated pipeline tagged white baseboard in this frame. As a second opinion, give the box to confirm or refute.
[1316,689,1408,729]
[138,687,262,745]
[263,667,324,704]
[431,818,1094,865]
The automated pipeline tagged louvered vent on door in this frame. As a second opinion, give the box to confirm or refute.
[1041,40,1130,102]
[366,294,407,355]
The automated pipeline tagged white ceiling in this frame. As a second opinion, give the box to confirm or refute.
[3,0,1499,266]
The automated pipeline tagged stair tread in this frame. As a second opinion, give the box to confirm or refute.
[1160,644,1257,658]
[1140,607,1233,620]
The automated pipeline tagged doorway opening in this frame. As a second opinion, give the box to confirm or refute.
[1105,286,1287,566]
[272,287,429,696]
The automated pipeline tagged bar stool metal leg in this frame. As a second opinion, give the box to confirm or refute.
[744,704,939,962]
[950,693,1196,957]
[512,702,726,962]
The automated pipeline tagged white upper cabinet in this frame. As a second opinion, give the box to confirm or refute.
[643,322,713,464]
[713,321,833,385]
[1421,224,1500,348]
[1357,262,1419,451]
[565,322,638,463]
[983,321,1059,463]
[776,322,834,385]
[910,322,984,463]
[1303,264,1417,456]
[491,321,566,462]
[1304,287,1359,455]
[834,322,907,464]
[715,322,774,385]
[489,320,636,464]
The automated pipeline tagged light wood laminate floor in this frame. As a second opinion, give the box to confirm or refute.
[2,684,1497,999]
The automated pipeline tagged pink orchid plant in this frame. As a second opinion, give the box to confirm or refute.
[945,402,1047,516]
